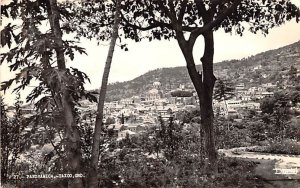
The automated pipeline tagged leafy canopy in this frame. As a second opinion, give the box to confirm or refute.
[73,0,300,45]
[1,0,97,105]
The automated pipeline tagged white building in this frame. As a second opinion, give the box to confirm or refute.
[253,65,262,70]
[235,83,245,90]
[262,83,276,88]
[245,102,260,110]
[241,95,251,101]
[118,130,136,139]
[261,92,274,98]
[226,100,242,110]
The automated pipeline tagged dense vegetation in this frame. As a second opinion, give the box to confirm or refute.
[1,100,267,187]
[1,83,300,187]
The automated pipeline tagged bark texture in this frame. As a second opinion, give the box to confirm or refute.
[176,29,217,165]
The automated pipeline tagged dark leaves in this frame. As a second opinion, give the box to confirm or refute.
[26,84,47,103]
[8,59,27,71]
[35,96,55,114]
[0,79,15,93]
[64,41,87,60]
[65,46,75,60]
[84,92,98,103]
[120,44,128,51]
[1,24,19,48]
[70,67,90,84]
[214,79,235,101]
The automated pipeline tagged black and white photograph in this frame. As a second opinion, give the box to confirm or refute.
[1,0,300,187]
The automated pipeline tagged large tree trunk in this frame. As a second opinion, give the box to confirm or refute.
[46,0,83,187]
[88,1,121,187]
[199,31,217,164]
[177,30,217,165]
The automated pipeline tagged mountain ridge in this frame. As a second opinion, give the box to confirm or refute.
[102,40,300,101]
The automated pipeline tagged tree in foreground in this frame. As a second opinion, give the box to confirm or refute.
[1,0,95,187]
[88,0,122,187]
[77,0,300,166]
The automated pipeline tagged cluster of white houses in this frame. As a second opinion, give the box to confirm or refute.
[215,82,275,118]
[76,81,277,139]
[7,81,276,140]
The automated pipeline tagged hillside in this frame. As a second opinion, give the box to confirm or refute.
[103,41,300,101]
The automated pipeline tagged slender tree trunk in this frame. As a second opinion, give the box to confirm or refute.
[88,1,121,187]
[177,30,217,165]
[46,0,83,187]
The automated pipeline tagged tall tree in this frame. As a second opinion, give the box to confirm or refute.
[74,0,300,165]
[45,1,83,187]
[89,0,122,187]
[1,0,94,187]
[118,0,300,164]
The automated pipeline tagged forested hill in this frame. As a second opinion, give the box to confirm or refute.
[103,40,300,101]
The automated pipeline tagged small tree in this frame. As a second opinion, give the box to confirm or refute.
[1,97,10,184]
[0,94,25,185]
[213,79,235,102]
[260,92,293,141]
[89,0,122,187]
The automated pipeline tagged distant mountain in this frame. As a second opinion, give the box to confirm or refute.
[102,41,300,101]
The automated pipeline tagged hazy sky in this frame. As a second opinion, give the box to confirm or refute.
[1,0,300,105]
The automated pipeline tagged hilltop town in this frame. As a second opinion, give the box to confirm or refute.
[71,41,300,140]
[5,41,300,141]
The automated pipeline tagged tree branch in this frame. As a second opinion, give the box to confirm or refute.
[195,0,207,19]
[178,0,188,25]
[167,0,177,21]
[189,0,242,45]
[211,0,231,9]
[120,6,195,32]
[120,11,172,31]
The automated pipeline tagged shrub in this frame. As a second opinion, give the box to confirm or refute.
[247,140,300,155]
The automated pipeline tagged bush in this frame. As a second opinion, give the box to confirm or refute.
[98,149,263,188]
[247,140,300,155]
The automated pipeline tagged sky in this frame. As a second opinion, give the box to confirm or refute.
[1,0,300,105]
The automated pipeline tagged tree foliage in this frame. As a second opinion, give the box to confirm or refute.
[73,0,300,42]
[0,95,27,184]
[214,79,235,101]
[0,0,95,104]
[1,1,96,187]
